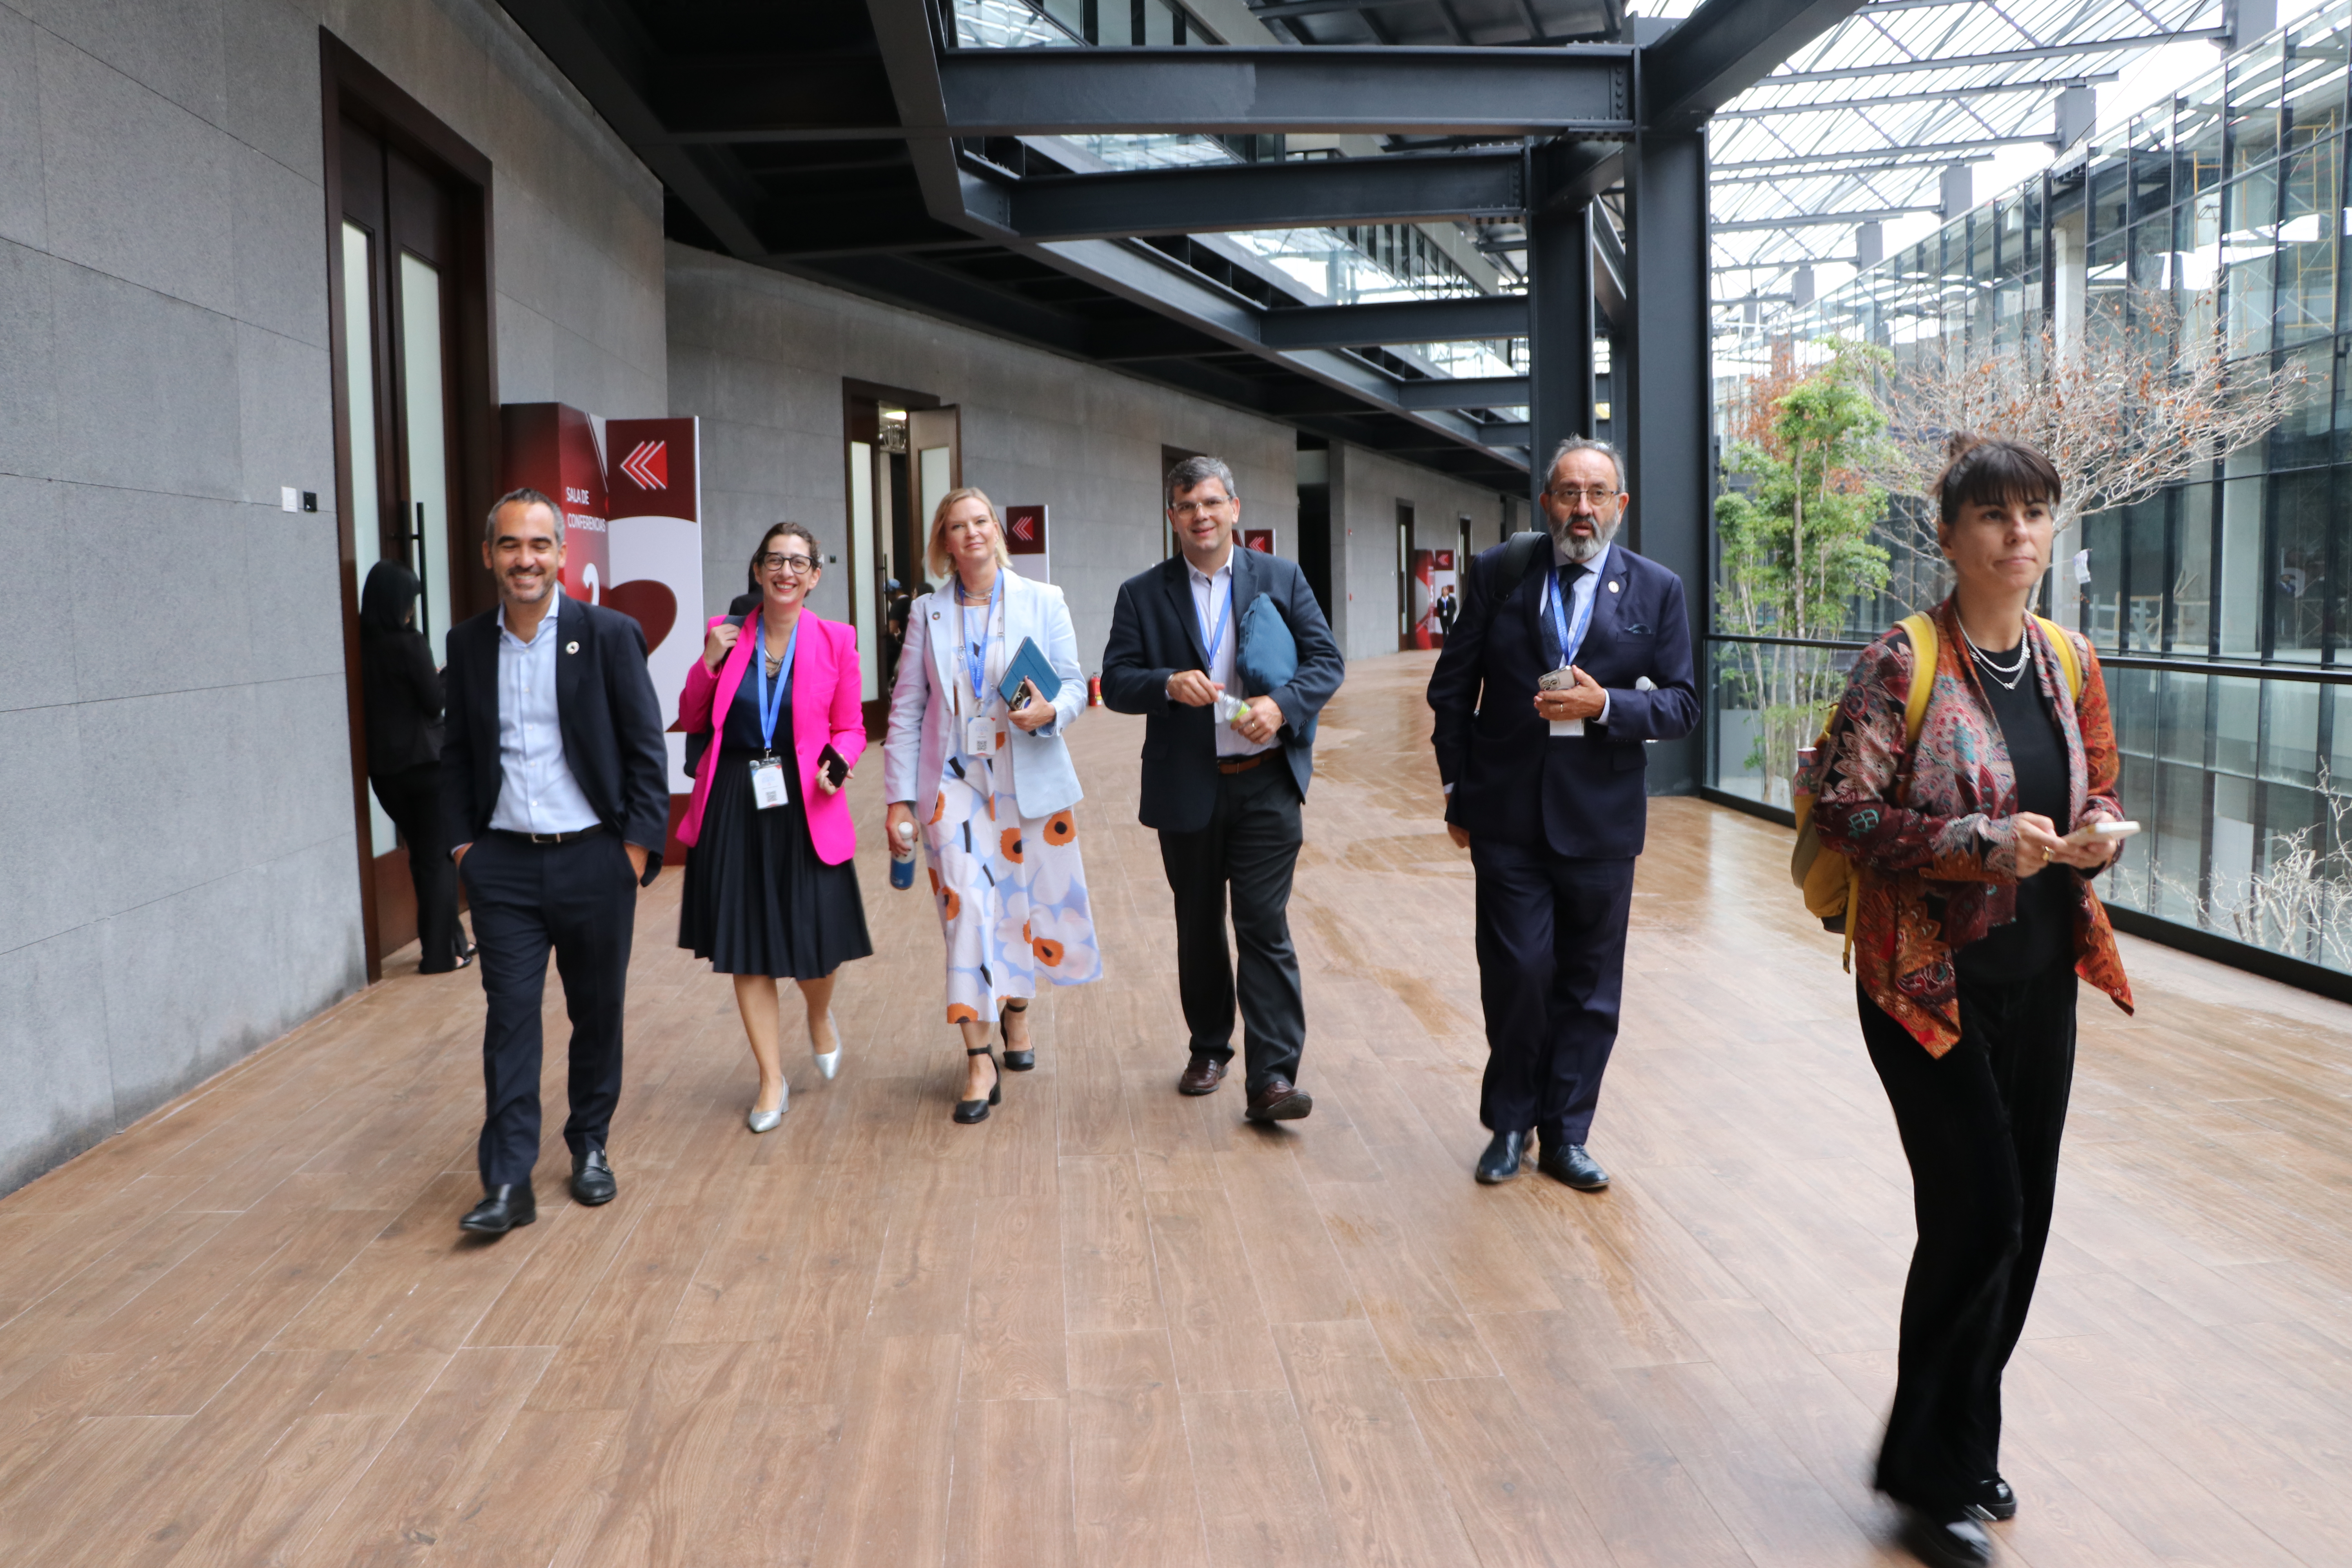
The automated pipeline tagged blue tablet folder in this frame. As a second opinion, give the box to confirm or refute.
[996,637,1064,708]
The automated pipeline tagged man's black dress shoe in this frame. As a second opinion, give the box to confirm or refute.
[1243,1076,1313,1122]
[460,1184,536,1235]
[1536,1142,1610,1191]
[1969,1477,2017,1522]
[1475,1130,1528,1184]
[1897,1507,1991,1568]
[571,1146,617,1206]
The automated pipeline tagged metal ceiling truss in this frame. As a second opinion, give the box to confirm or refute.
[497,0,1862,490]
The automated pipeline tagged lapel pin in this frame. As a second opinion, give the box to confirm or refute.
[566,641,580,653]
[1607,581,1620,593]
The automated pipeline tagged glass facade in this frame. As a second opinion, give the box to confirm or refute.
[1710,4,2352,978]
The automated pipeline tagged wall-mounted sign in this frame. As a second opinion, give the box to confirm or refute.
[1004,503,1049,583]
[1241,528,1277,554]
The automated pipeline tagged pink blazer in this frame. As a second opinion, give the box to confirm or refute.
[675,609,866,863]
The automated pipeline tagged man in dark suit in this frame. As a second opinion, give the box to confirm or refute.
[1426,437,1699,1190]
[1102,457,1345,1122]
[441,488,670,1236]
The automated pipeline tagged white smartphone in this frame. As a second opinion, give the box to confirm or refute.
[2064,819,2141,847]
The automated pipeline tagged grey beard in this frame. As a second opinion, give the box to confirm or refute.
[1550,515,1620,564]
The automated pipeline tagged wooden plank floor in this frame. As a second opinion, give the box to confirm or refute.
[4,650,2350,1566]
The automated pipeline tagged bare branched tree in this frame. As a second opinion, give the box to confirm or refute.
[1869,289,2308,604]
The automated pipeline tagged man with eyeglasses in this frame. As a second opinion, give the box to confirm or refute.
[440,488,670,1236]
[1101,456,1345,1123]
[1426,437,1699,1191]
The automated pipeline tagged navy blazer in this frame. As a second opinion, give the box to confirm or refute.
[1100,547,1346,834]
[439,594,672,879]
[1426,540,1700,859]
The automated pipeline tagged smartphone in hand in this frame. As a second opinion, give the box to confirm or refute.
[817,744,850,789]
[2063,819,2141,848]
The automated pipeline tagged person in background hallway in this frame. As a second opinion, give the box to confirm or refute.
[1100,456,1345,1123]
[884,488,1100,1124]
[1435,583,1459,640]
[1426,436,1698,1191]
[358,560,470,973]
[675,523,871,1132]
[441,488,669,1237]
[1806,436,2132,1568]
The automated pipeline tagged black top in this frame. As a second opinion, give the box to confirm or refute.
[1960,664,2074,981]
[358,561,444,777]
[725,647,793,755]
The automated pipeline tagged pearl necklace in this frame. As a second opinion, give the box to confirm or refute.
[1959,617,2029,691]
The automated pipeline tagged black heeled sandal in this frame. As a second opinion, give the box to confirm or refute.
[1000,1000,1034,1071]
[954,1045,1002,1124]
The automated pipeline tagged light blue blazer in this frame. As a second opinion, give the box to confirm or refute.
[883,568,1087,822]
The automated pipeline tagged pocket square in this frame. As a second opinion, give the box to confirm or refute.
[1623,623,1652,635]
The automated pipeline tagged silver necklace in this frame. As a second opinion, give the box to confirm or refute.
[1959,617,2029,691]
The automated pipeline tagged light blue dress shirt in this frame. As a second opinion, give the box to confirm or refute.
[1190,553,1274,759]
[487,602,601,835]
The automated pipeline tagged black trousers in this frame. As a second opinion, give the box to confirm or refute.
[459,832,637,1189]
[1859,963,2079,1513]
[1157,760,1305,1093]
[1470,838,1635,1146]
[370,763,466,972]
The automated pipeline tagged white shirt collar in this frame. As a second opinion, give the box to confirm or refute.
[496,599,561,645]
[1186,550,1235,586]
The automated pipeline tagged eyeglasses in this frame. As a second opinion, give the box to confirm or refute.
[1545,486,1620,505]
[759,552,818,575]
[1169,496,1235,520]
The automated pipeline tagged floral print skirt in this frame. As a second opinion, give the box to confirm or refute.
[921,754,1103,1023]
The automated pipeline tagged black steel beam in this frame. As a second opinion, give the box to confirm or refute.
[1259,295,1529,349]
[1531,139,1626,217]
[1639,0,1870,132]
[934,46,1633,137]
[1006,152,1523,241]
[1527,200,1593,503]
[1394,376,1529,409]
[1621,130,1710,793]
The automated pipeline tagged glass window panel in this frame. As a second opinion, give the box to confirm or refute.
[2176,479,2214,653]
[2261,679,2324,784]
[2089,159,2129,245]
[2223,172,2278,356]
[2284,11,2349,151]
[2275,140,2339,342]
[2219,472,2267,655]
[397,252,451,664]
[2131,109,2175,223]
[2267,468,2334,661]
[2215,674,2262,776]
[2332,683,2352,787]
[2181,78,2228,195]
[2124,495,2169,652]
[2273,340,2334,466]
[340,220,396,861]
[2230,38,2286,179]
[2081,506,2125,651]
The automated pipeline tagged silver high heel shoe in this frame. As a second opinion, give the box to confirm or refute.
[747,1080,787,1133]
[813,1007,842,1081]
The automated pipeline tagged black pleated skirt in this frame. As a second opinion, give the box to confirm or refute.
[679,743,873,978]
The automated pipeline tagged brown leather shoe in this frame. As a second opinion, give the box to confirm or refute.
[1178,1054,1228,1096]
[1244,1076,1313,1122]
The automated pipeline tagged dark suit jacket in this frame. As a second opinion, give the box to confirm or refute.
[1426,541,1699,859]
[440,595,671,880]
[358,626,444,777]
[1100,548,1346,834]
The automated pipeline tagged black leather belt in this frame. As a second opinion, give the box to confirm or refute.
[489,824,606,845]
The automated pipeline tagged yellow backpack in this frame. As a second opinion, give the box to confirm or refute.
[1790,613,2082,943]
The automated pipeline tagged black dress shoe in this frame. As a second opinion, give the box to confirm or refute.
[571,1146,617,1205]
[460,1184,536,1235]
[1243,1076,1313,1122]
[1969,1477,2017,1522]
[1536,1142,1610,1191]
[1475,1130,1528,1184]
[1897,1507,1991,1568]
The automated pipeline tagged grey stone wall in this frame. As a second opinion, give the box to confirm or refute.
[666,243,1298,679]
[0,0,666,1193]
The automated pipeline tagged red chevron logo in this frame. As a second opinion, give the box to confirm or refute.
[619,439,667,490]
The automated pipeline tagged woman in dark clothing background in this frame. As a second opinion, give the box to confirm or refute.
[358,560,470,973]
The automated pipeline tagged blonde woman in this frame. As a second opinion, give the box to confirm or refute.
[884,488,1102,1122]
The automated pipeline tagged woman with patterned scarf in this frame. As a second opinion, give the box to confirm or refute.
[1807,435,2134,1568]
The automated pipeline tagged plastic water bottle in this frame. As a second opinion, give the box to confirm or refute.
[1214,691,1251,726]
[889,821,917,889]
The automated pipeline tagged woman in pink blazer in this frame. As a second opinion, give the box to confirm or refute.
[675,521,870,1131]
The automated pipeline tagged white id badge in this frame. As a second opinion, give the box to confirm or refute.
[965,717,1000,757]
[749,756,790,809]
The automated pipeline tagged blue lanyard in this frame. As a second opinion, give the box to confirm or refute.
[958,573,1002,708]
[1195,568,1232,668]
[1541,564,1592,668]
[752,612,799,754]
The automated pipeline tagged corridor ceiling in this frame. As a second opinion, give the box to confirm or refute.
[491,0,1864,488]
